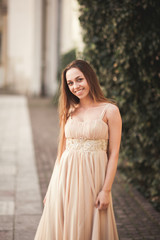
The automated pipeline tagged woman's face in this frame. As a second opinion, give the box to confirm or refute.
[66,68,90,99]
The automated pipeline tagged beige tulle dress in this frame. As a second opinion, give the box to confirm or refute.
[34,103,119,240]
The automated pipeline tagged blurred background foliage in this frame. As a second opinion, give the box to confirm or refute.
[57,48,76,84]
[53,48,76,105]
[77,0,160,210]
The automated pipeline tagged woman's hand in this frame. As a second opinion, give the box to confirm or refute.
[95,190,110,210]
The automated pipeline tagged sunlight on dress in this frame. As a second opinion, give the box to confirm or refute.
[34,103,119,240]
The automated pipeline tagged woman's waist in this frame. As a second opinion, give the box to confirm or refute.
[66,138,108,152]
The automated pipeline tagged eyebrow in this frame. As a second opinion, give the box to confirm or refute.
[67,75,82,82]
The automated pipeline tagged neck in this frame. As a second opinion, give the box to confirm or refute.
[79,96,95,108]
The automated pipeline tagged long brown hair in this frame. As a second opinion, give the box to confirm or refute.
[57,59,116,162]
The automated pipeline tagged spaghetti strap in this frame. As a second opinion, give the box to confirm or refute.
[100,103,110,119]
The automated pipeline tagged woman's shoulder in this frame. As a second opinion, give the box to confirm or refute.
[107,102,119,110]
[102,102,121,121]
[103,101,119,112]
[105,103,122,125]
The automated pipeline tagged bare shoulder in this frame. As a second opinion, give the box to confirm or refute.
[105,103,122,123]
[107,103,120,113]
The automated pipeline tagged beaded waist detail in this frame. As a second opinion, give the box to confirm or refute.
[66,138,108,152]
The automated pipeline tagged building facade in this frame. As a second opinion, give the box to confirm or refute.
[0,0,83,96]
[0,0,7,89]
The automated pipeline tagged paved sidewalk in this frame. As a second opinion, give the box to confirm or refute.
[28,97,160,240]
[0,95,42,240]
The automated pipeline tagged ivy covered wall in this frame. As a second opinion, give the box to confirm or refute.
[77,0,160,210]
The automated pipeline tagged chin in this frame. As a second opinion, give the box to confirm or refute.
[73,91,90,100]
[77,95,88,100]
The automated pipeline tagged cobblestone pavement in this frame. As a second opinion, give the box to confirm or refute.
[0,95,42,240]
[0,95,159,240]
[28,97,160,240]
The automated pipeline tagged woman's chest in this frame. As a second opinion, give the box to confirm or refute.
[65,118,108,140]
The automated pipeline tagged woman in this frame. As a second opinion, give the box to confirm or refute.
[34,59,122,240]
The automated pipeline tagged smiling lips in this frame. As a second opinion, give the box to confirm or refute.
[75,88,84,95]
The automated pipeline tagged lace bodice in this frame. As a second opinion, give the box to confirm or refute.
[66,138,108,152]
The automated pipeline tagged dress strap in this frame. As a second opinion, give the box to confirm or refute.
[100,103,110,120]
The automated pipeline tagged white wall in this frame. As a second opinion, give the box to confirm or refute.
[60,0,84,55]
[0,13,8,88]
[71,0,84,53]
[32,0,43,95]
[44,0,58,96]
[7,0,42,95]
[6,0,83,96]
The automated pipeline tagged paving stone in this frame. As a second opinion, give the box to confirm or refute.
[16,189,41,202]
[14,214,41,240]
[0,176,15,191]
[0,215,14,230]
[0,146,17,152]
[0,230,13,240]
[0,190,14,201]
[0,95,42,240]
[0,166,16,175]
[0,201,14,215]
[0,152,17,162]
[16,201,42,215]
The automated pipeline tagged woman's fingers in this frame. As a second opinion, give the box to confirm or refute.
[95,191,110,209]
[95,197,99,207]
[98,202,109,210]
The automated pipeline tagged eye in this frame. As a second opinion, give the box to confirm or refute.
[67,81,73,86]
[77,78,83,82]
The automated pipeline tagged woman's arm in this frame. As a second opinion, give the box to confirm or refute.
[102,104,122,192]
[95,104,122,210]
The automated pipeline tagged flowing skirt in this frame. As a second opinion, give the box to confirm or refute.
[34,149,119,240]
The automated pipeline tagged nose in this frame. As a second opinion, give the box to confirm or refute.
[73,81,80,90]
